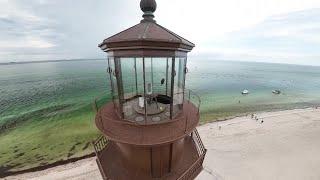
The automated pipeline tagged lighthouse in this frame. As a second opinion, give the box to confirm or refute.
[93,0,206,179]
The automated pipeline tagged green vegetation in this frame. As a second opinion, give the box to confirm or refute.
[0,102,100,173]
[2,58,320,176]
[1,95,316,175]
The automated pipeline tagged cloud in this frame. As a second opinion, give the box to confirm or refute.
[0,0,59,61]
[0,38,55,49]
[0,0,319,66]
[0,0,141,62]
[157,0,320,42]
[195,8,320,66]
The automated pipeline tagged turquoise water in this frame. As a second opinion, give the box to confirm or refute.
[0,60,107,125]
[1,59,320,173]
[1,59,320,124]
[187,60,320,119]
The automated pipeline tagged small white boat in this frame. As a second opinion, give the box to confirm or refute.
[272,90,281,94]
[242,89,249,95]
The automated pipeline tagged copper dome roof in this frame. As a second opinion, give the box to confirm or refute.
[99,0,194,53]
[99,21,195,52]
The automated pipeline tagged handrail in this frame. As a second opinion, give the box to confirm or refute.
[93,129,207,180]
[185,89,201,115]
[98,110,188,126]
[96,113,197,146]
[177,129,207,180]
[93,135,108,157]
[192,129,206,155]
[93,90,201,145]
[93,129,206,180]
[177,152,206,180]
[93,88,201,118]
[93,91,113,113]
[93,135,109,180]
[93,90,205,179]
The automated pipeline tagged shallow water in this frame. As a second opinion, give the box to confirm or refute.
[1,59,320,173]
[1,59,320,124]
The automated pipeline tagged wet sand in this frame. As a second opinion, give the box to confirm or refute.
[5,108,320,180]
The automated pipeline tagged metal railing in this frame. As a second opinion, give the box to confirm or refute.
[93,88,201,116]
[93,89,202,146]
[178,129,207,180]
[93,135,109,180]
[93,91,113,113]
[93,135,108,157]
[93,130,206,180]
[192,129,206,156]
[185,89,201,115]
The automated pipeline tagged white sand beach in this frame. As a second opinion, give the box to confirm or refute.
[5,108,320,180]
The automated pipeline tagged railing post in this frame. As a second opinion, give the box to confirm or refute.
[93,135,109,158]
[92,141,97,155]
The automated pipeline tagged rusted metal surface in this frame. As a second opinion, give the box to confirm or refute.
[177,129,207,180]
[93,136,109,180]
[95,0,206,178]
[99,22,195,53]
[94,89,201,124]
[95,100,200,146]
[93,130,205,180]
[140,0,157,14]
[105,49,189,57]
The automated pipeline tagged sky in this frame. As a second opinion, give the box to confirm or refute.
[0,0,319,66]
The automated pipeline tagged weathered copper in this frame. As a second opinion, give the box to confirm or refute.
[94,0,206,179]
[140,0,157,14]
[94,130,206,180]
[95,101,199,146]
[99,22,194,50]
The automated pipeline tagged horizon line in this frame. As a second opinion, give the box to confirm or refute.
[0,58,319,68]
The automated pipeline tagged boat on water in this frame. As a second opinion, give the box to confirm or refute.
[242,89,249,95]
[272,90,281,94]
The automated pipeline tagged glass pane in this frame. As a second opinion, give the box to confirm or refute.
[172,57,186,117]
[136,58,144,95]
[144,58,172,122]
[109,57,119,111]
[134,58,145,122]
[177,58,186,94]
[119,58,146,121]
[108,57,181,123]
[121,58,136,100]
[166,58,172,97]
[120,58,136,118]
[144,58,153,95]
[152,58,168,95]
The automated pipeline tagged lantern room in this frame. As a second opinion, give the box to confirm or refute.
[99,0,195,124]
[94,0,206,179]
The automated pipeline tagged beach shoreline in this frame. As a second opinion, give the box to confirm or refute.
[4,107,320,180]
[1,105,316,177]
[2,59,320,176]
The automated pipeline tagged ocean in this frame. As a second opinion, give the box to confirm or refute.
[1,59,320,173]
[1,59,320,124]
